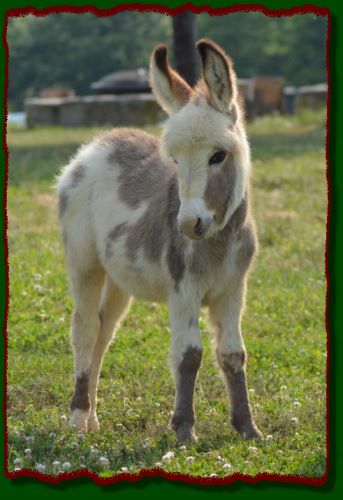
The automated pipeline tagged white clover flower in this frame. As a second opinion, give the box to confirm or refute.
[90,448,99,456]
[209,473,217,478]
[14,458,21,466]
[62,461,71,471]
[179,445,187,452]
[162,451,175,463]
[79,464,86,469]
[35,463,45,473]
[216,455,224,462]
[291,417,299,425]
[293,401,301,408]
[266,434,273,440]
[24,448,32,456]
[243,460,250,465]
[280,385,287,391]
[52,461,60,469]
[49,432,56,439]
[14,467,22,472]
[223,463,232,470]
[136,396,142,401]
[121,466,128,472]
[99,456,109,469]
[248,446,258,453]
[186,456,195,463]
[155,462,163,467]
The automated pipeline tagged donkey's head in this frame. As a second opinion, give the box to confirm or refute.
[150,39,250,240]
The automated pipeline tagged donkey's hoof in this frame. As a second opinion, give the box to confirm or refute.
[175,423,198,443]
[244,427,263,440]
[70,409,89,432]
[238,424,263,440]
[87,415,100,431]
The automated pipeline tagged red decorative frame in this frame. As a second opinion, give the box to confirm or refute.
[2,2,331,487]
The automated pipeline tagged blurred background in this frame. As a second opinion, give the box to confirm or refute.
[7,11,327,126]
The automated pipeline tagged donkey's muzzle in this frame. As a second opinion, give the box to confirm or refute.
[177,215,212,240]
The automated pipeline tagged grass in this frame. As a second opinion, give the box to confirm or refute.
[6,109,327,480]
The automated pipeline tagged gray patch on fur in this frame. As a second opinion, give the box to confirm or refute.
[171,346,202,441]
[126,200,167,263]
[71,163,86,188]
[106,223,128,258]
[115,157,186,290]
[165,176,186,290]
[204,152,236,225]
[218,351,262,439]
[70,371,90,412]
[237,224,257,273]
[106,129,166,209]
[103,129,186,289]
[190,196,252,276]
[58,190,69,218]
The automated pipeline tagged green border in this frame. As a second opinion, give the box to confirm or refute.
[1,0,341,498]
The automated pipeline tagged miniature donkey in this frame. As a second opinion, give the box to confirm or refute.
[57,39,262,442]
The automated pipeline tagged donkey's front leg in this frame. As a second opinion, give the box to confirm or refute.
[168,295,202,442]
[209,280,262,439]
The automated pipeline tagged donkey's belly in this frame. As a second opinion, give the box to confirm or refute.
[101,241,168,302]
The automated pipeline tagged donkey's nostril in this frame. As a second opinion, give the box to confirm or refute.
[194,218,203,237]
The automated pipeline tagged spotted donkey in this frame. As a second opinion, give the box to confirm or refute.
[57,39,262,442]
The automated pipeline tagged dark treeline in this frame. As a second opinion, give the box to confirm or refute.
[8,11,327,110]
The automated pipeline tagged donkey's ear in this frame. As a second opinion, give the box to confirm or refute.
[196,38,237,113]
[149,44,192,115]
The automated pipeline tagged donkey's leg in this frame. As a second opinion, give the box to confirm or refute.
[87,277,131,431]
[69,264,105,432]
[208,280,262,439]
[168,295,202,442]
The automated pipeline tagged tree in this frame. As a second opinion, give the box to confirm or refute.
[172,12,198,86]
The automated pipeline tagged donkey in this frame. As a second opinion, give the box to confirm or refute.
[57,38,262,442]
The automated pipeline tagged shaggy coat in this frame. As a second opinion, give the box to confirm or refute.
[57,38,262,441]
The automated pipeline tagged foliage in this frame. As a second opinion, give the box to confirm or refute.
[6,109,327,478]
[7,12,327,110]
[197,13,327,85]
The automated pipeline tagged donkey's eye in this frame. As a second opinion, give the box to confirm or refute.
[209,150,226,166]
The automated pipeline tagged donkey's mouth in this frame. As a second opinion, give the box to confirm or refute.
[177,215,213,241]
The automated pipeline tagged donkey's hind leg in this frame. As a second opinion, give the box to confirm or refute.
[68,260,105,432]
[87,277,131,431]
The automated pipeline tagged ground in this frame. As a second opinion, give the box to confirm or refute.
[6,109,327,479]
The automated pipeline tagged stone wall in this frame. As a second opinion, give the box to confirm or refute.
[25,94,166,128]
[25,82,328,128]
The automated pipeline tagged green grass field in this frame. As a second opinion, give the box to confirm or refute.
[6,109,327,479]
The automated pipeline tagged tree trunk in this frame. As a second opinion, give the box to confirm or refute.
[172,12,198,87]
